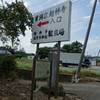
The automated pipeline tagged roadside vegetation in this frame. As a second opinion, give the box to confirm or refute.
[16,58,33,69]
[0,55,17,79]
[16,58,100,78]
[60,68,100,78]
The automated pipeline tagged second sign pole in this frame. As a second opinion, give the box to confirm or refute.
[55,41,61,98]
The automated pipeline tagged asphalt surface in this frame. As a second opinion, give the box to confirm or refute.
[62,82,100,100]
[20,80,100,100]
[36,81,100,100]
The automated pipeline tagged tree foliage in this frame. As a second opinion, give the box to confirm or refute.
[38,41,83,59]
[62,41,83,53]
[0,55,17,78]
[53,43,58,48]
[0,45,26,58]
[0,0,33,46]
[39,46,52,59]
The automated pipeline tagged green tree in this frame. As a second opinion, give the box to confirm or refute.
[62,41,83,53]
[0,0,33,47]
[53,43,58,48]
[15,47,26,58]
[62,44,71,53]
[39,47,52,59]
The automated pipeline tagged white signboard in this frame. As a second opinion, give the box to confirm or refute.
[32,1,72,44]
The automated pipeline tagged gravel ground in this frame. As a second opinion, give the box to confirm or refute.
[0,79,82,100]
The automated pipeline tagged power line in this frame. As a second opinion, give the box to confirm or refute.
[29,0,53,7]
[73,0,83,4]
[72,20,100,30]
[30,0,83,12]
[72,13,100,24]
[30,0,61,8]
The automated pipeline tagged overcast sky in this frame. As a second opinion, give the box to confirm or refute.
[0,0,100,56]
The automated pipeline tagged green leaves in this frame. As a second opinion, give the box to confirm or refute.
[0,55,17,78]
[62,41,83,53]
[0,0,34,47]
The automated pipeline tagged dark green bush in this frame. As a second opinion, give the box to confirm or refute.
[0,54,17,78]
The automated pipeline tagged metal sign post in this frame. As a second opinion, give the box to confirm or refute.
[30,59,52,100]
[30,43,39,100]
[48,60,52,100]
[30,56,36,100]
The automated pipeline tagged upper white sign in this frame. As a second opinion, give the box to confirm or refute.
[32,1,72,44]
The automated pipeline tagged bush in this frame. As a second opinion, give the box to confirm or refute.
[0,54,17,78]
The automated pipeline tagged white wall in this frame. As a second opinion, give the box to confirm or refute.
[60,53,81,63]
[28,56,34,59]
[90,60,96,66]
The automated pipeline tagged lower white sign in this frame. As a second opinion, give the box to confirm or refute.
[35,60,51,79]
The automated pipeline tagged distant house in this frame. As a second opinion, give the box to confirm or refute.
[0,50,12,54]
[89,58,98,66]
[28,56,34,59]
[49,47,67,54]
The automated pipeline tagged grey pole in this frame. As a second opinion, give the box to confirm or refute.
[55,41,61,98]
[97,49,100,57]
[75,0,97,78]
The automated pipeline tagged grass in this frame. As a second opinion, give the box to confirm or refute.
[16,58,100,78]
[59,68,100,78]
[59,69,77,75]
[81,69,100,78]
[16,58,33,69]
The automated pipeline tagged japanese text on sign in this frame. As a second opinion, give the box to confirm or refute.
[32,1,72,44]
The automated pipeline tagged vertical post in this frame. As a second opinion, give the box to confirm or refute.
[30,43,39,100]
[48,60,52,100]
[97,49,100,58]
[75,0,97,78]
[96,49,100,66]
[30,56,36,100]
[34,43,39,90]
[55,41,61,98]
[36,43,39,60]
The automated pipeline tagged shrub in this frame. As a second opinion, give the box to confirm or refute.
[0,54,17,78]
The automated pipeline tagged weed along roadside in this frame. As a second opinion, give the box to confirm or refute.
[16,58,100,79]
[16,69,72,82]
[16,68,100,83]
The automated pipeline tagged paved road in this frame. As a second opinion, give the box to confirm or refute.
[20,80,100,100]
[60,66,100,73]
[37,81,100,100]
[63,82,100,100]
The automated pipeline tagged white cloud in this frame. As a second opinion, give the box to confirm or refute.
[96,37,99,39]
[83,15,90,20]
[87,0,94,7]
[45,0,52,4]
[24,2,31,8]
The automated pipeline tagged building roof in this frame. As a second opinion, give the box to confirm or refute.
[0,50,12,54]
[50,47,67,52]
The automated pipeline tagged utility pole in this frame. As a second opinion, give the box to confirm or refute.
[75,0,98,78]
[97,49,100,57]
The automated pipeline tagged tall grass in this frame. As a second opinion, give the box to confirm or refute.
[59,68,100,78]
[81,69,100,78]
[59,69,76,75]
[16,58,33,69]
[16,58,100,77]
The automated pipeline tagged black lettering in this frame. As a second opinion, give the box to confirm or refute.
[48,30,53,37]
